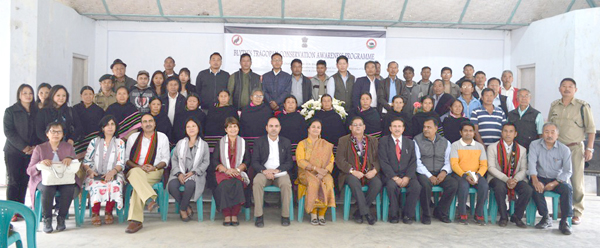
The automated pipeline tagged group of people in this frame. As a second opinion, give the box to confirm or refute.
[3,52,595,236]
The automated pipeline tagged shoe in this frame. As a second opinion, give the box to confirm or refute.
[572,216,581,225]
[91,213,102,226]
[354,214,364,224]
[559,220,572,235]
[402,216,414,225]
[433,209,451,223]
[231,217,239,226]
[474,215,486,226]
[498,218,508,227]
[421,216,431,225]
[365,214,376,225]
[281,217,290,226]
[53,208,59,217]
[223,220,231,226]
[310,217,319,226]
[43,217,53,233]
[105,213,114,225]
[255,216,264,228]
[458,215,468,225]
[11,214,22,222]
[318,217,326,226]
[389,216,400,224]
[535,215,552,229]
[510,215,526,228]
[187,206,194,219]
[56,216,66,231]
[146,201,158,212]
[125,220,143,233]
[440,216,452,223]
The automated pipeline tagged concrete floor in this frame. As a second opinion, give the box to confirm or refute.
[6,188,600,248]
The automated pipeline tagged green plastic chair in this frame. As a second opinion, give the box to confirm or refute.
[81,187,126,224]
[488,190,515,224]
[123,182,168,222]
[432,186,457,221]
[343,185,381,221]
[525,191,572,226]
[297,195,337,223]
[1,200,37,248]
[171,185,205,222]
[34,189,83,228]
[256,185,294,221]
[451,187,488,222]
[382,187,421,222]
[210,196,251,222]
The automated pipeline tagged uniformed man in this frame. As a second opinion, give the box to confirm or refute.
[547,78,596,225]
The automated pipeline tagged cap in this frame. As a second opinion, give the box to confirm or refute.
[99,74,112,82]
[137,70,150,78]
[110,59,127,69]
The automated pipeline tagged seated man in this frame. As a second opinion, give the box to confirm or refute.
[336,116,382,225]
[414,118,457,224]
[124,114,170,233]
[487,123,532,228]
[252,117,293,228]
[528,123,573,235]
[379,117,422,224]
[450,122,489,225]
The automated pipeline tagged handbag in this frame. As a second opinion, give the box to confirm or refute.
[36,160,81,186]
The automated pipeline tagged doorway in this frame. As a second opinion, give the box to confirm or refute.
[71,54,88,105]
[518,64,535,107]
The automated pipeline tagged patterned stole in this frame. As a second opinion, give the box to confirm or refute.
[129,132,158,167]
[350,136,369,185]
[497,141,520,200]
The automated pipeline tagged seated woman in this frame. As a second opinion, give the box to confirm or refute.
[239,89,272,138]
[212,117,251,226]
[205,90,239,137]
[441,99,470,143]
[347,93,382,137]
[381,95,411,137]
[81,115,125,226]
[277,95,308,145]
[149,97,173,142]
[313,94,347,146]
[296,119,335,225]
[26,122,81,233]
[411,96,440,137]
[173,93,207,142]
[168,117,210,222]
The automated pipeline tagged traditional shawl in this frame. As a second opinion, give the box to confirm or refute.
[350,135,369,185]
[219,135,249,185]
[129,131,157,167]
[497,141,521,200]
[95,137,116,175]
[177,137,204,180]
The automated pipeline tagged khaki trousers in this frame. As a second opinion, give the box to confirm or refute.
[127,167,163,222]
[252,173,291,217]
[568,143,585,217]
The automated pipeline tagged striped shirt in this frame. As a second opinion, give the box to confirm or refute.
[470,106,507,145]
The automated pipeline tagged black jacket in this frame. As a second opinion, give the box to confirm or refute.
[36,105,82,142]
[4,103,40,154]
[104,102,138,124]
[161,93,187,123]
[378,135,417,182]
[172,108,207,141]
[73,102,105,137]
[433,93,455,117]
[196,69,230,110]
[251,135,293,173]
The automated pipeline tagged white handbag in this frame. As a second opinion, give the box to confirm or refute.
[36,160,81,186]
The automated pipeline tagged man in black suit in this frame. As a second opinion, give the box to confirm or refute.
[377,61,408,114]
[252,117,293,228]
[379,117,422,224]
[351,61,380,110]
[487,77,510,115]
[431,79,455,116]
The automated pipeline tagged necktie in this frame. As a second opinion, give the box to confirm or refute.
[395,139,401,162]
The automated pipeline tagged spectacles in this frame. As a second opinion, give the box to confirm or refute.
[253,95,264,98]
[49,130,63,135]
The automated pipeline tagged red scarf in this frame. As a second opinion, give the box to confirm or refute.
[350,136,369,185]
[497,141,520,200]
[130,132,157,166]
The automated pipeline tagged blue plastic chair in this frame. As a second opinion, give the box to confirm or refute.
[382,187,421,222]
[297,195,337,223]
[1,200,37,248]
[81,187,126,224]
[432,186,457,221]
[34,189,83,228]
[343,185,381,221]
[525,191,572,226]
[256,185,294,221]
[123,182,168,222]
[210,196,251,222]
[171,185,205,222]
[451,187,488,222]
[488,190,515,224]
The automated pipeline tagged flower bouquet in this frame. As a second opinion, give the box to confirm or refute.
[300,96,348,120]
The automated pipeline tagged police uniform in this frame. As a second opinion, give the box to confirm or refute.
[94,91,117,111]
[548,98,596,218]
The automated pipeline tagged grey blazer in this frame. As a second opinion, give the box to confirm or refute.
[168,138,211,201]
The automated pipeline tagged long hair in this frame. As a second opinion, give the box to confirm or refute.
[16,84,35,105]
[43,85,70,109]
[150,70,166,95]
[35,82,52,105]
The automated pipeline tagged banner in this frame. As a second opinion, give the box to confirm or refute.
[224,26,386,78]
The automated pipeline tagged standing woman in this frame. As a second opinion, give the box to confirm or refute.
[178,68,195,98]
[162,77,186,125]
[441,99,470,143]
[205,90,239,137]
[168,117,210,222]
[149,97,173,142]
[313,94,347,146]
[27,122,80,233]
[105,86,138,124]
[296,119,336,225]
[346,93,382,137]
[36,83,52,110]
[173,93,207,142]
[212,117,251,226]
[239,89,272,138]
[381,95,411,137]
[36,85,82,144]
[81,115,125,226]
[411,96,440,138]
[4,84,40,221]
[150,70,167,98]
[277,95,308,145]
[73,86,105,137]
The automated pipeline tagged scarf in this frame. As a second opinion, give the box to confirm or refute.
[177,137,204,181]
[219,135,250,185]
[95,137,116,175]
[129,132,158,167]
[350,135,369,185]
[497,141,520,200]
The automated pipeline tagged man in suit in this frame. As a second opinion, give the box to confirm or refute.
[327,55,355,112]
[379,117,422,224]
[351,61,379,110]
[487,77,511,115]
[377,61,408,114]
[431,79,455,116]
[252,117,293,228]
[336,116,381,225]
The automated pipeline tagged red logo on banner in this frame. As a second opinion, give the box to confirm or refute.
[232,35,243,46]
[366,39,377,49]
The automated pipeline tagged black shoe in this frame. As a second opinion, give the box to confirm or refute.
[281,217,290,226]
[535,215,552,229]
[365,214,376,225]
[402,216,414,224]
[498,218,508,227]
[56,216,66,232]
[510,215,526,228]
[231,221,239,226]
[389,216,400,224]
[255,216,264,228]
[559,220,572,235]
[421,216,431,225]
[354,214,364,224]
[43,218,53,233]
[439,216,452,223]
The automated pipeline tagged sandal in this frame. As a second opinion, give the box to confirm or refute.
[91,213,102,226]
[310,217,319,226]
[146,201,158,212]
[187,206,194,218]
[223,216,231,226]
[105,213,114,225]
[318,217,326,226]
[179,211,190,222]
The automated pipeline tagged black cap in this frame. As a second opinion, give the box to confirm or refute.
[99,74,112,82]
[110,59,127,69]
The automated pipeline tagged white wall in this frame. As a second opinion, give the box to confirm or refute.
[1,0,14,186]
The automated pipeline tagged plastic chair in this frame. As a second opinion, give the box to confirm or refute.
[488,190,515,224]
[1,200,37,248]
[382,187,421,222]
[172,185,204,222]
[210,196,251,222]
[81,187,126,224]
[451,187,488,222]
[296,183,336,223]
[34,190,83,228]
[525,191,572,226]
[123,182,168,222]
[343,185,381,221]
[431,186,457,220]
[256,185,294,221]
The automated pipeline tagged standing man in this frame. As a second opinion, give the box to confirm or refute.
[196,52,230,110]
[471,88,507,147]
[500,70,518,109]
[507,88,543,149]
[441,67,460,98]
[456,64,475,88]
[289,59,312,106]
[401,66,421,115]
[262,53,292,111]
[416,66,433,98]
[547,78,595,225]
[327,55,355,112]
[377,61,408,114]
[129,70,156,114]
[310,60,329,100]
[351,61,379,110]
[457,80,481,118]
[487,77,511,115]
[431,79,455,117]
[473,71,487,99]
[163,56,177,78]
[95,74,117,110]
[374,61,384,81]
[227,53,261,110]
[110,59,136,91]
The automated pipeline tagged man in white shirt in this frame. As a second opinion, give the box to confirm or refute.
[124,114,171,233]
[500,70,518,109]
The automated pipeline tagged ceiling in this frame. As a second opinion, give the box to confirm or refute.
[57,0,599,30]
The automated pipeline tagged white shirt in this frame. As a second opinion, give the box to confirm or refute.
[264,136,280,170]
[503,140,513,154]
[167,93,178,125]
[125,132,171,166]
[326,72,348,97]
[501,86,516,108]
[368,76,378,108]
[392,135,403,150]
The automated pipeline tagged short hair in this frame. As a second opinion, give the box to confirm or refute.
[543,122,559,133]
[165,56,175,63]
[487,77,501,86]
[291,58,302,66]
[364,61,376,69]
[517,88,531,96]
[502,122,517,132]
[336,55,348,64]
[432,79,444,86]
[474,71,486,77]
[271,52,282,59]
[115,86,129,95]
[240,53,251,61]
[460,121,474,131]
[423,117,439,127]
[98,115,119,139]
[461,79,475,88]
[165,76,182,92]
[284,95,298,105]
[349,116,364,126]
[223,116,239,129]
[360,92,372,100]
[403,66,414,73]
[441,67,452,74]
[251,89,263,96]
[560,78,576,87]
[184,117,203,139]
[186,92,201,105]
[149,96,163,106]
[210,52,222,59]
[316,60,327,66]
[266,116,280,126]
[389,117,405,127]
[374,61,380,65]
[16,84,34,104]
[45,121,65,134]
[387,61,398,68]
[421,66,431,71]
[481,88,495,97]
[502,70,513,76]
[463,64,474,70]
[320,94,332,103]
[80,85,94,95]
[391,95,406,104]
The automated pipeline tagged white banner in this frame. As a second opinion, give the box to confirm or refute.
[224,27,386,78]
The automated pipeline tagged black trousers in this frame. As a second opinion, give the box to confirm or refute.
[489,178,532,219]
[37,183,75,219]
[530,177,573,220]
[168,179,196,211]
[417,173,458,218]
[5,152,31,204]
[345,175,382,216]
[386,177,421,219]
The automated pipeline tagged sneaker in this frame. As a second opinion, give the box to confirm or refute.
[458,215,468,225]
[56,216,66,232]
[43,218,53,233]
[474,215,486,226]
[535,215,552,229]
[255,216,264,228]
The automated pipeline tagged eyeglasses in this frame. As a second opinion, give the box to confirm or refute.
[253,95,264,98]
[49,130,63,135]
